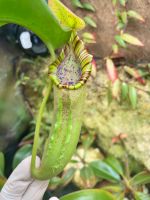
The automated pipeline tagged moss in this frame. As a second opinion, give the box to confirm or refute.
[84,67,150,170]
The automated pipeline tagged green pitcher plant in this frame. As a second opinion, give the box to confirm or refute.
[31,32,93,179]
[0,0,93,180]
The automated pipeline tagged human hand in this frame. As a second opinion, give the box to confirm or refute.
[0,156,59,200]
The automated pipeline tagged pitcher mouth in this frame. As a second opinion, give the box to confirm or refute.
[49,33,93,90]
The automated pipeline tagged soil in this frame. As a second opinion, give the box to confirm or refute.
[62,0,150,62]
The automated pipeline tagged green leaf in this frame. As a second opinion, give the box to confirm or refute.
[102,185,123,193]
[90,160,121,182]
[128,10,145,22]
[104,156,124,176]
[60,189,115,200]
[117,193,125,200]
[50,168,76,188]
[115,35,127,48]
[112,44,119,54]
[82,32,96,44]
[119,0,126,6]
[82,134,95,149]
[121,33,144,46]
[102,185,124,198]
[0,0,71,51]
[62,167,76,183]
[115,10,121,18]
[129,86,137,109]
[135,192,150,200]
[80,166,96,188]
[82,2,95,12]
[80,166,95,180]
[71,0,83,8]
[130,171,150,186]
[112,0,118,6]
[49,176,62,186]
[84,16,97,28]
[121,82,128,100]
[121,11,127,24]
[116,22,125,30]
[12,144,32,169]
[49,0,85,30]
[0,152,5,176]
[0,22,6,27]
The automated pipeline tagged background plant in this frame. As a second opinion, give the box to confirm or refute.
[71,0,150,109]
[105,0,149,109]
[0,0,150,199]
[0,54,150,199]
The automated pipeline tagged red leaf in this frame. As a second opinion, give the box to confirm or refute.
[124,66,146,85]
[91,59,97,78]
[106,58,118,83]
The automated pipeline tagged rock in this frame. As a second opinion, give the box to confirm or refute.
[0,36,30,151]
[83,66,150,170]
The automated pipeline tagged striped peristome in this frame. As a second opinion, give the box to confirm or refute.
[49,32,93,89]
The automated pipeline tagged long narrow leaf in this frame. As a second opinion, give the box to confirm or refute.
[135,192,150,200]
[71,0,83,8]
[12,144,32,169]
[128,10,145,22]
[115,35,127,48]
[119,0,126,6]
[130,171,150,186]
[106,58,118,83]
[82,2,95,12]
[124,66,146,85]
[121,82,129,100]
[121,33,144,46]
[84,16,97,28]
[129,86,137,109]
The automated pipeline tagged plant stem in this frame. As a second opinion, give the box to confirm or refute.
[31,43,55,171]
[31,80,52,171]
[0,177,6,189]
[47,44,56,62]
[76,152,87,165]
[123,176,133,193]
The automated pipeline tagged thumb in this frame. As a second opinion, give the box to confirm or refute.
[0,156,40,200]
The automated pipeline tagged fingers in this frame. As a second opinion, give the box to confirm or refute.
[0,156,40,200]
[22,179,49,200]
[0,155,59,200]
